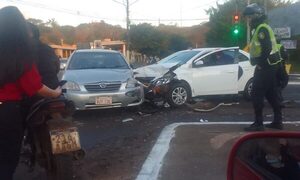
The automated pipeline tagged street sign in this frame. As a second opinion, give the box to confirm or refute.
[274,27,291,39]
[280,40,297,49]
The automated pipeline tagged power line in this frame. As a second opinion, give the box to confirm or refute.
[3,0,209,25]
[131,18,209,22]
[181,0,226,12]
[5,0,124,22]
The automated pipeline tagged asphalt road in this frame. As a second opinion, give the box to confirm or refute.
[15,74,300,180]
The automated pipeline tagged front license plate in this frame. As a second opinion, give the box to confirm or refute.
[95,96,112,105]
[50,128,81,154]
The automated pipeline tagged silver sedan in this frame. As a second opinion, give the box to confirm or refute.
[62,49,144,110]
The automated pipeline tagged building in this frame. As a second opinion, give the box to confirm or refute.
[268,2,300,72]
[50,44,77,58]
[268,2,300,51]
[92,39,126,55]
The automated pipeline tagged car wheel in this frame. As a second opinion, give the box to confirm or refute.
[167,82,191,107]
[244,79,253,101]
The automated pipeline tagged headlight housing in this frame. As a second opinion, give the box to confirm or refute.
[62,81,81,91]
[126,78,139,88]
[154,72,176,86]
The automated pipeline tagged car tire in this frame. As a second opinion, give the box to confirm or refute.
[167,82,191,108]
[244,79,253,101]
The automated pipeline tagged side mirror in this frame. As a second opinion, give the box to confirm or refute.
[227,132,300,180]
[194,60,204,67]
[60,64,66,70]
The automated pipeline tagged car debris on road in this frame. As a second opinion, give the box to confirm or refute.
[122,118,134,123]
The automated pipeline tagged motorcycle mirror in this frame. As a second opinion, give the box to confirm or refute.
[227,132,300,180]
[59,80,67,87]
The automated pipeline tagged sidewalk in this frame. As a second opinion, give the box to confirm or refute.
[137,122,300,180]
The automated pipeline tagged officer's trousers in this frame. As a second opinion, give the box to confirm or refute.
[251,66,282,124]
[0,102,24,180]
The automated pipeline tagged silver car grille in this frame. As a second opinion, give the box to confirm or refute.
[84,82,122,92]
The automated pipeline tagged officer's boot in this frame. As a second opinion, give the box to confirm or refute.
[265,111,283,130]
[244,116,264,131]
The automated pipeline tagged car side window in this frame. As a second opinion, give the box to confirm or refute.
[201,54,216,66]
[202,50,235,66]
[237,52,249,62]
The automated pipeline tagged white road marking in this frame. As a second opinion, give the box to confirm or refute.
[288,81,300,85]
[136,121,300,180]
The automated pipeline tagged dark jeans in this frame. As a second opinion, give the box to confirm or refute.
[251,66,282,124]
[0,102,24,180]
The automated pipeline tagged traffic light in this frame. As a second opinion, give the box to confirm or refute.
[233,26,239,34]
[232,13,240,36]
[233,14,239,24]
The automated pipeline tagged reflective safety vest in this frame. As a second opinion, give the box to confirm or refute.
[250,23,281,65]
[276,43,283,60]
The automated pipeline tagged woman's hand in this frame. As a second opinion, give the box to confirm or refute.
[53,86,62,98]
[37,85,62,98]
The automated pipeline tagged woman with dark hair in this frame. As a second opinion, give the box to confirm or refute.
[0,6,61,179]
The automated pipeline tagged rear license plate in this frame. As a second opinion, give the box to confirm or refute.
[95,96,112,105]
[50,128,81,154]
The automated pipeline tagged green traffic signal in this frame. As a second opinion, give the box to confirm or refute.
[232,24,240,35]
[233,28,239,34]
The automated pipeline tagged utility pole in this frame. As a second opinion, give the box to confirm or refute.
[247,0,250,45]
[264,0,267,14]
[112,0,140,60]
[126,0,130,57]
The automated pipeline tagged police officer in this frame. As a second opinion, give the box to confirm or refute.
[243,3,283,131]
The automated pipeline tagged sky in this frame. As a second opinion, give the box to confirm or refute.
[0,0,226,28]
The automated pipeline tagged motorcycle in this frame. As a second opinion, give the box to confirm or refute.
[21,83,84,180]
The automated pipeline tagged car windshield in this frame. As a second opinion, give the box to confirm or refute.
[158,50,201,64]
[68,52,129,70]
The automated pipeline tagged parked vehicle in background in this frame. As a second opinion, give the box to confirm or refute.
[60,58,68,70]
[62,49,144,110]
[134,47,255,107]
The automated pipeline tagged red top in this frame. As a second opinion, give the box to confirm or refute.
[0,64,43,101]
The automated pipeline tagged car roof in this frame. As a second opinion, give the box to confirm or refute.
[178,47,247,57]
[184,47,240,52]
[74,49,121,53]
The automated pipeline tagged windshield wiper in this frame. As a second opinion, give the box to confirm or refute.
[108,65,129,68]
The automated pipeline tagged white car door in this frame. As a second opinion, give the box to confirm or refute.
[189,49,239,96]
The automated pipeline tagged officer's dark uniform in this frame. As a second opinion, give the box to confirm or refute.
[243,3,283,131]
[276,44,289,104]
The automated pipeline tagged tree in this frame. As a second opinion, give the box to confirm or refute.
[129,23,167,56]
[60,26,76,44]
[129,23,193,57]
[205,0,293,48]
[27,18,45,26]
[167,34,192,54]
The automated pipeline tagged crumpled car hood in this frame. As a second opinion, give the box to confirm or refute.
[134,63,178,78]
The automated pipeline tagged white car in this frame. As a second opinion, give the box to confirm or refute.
[134,47,255,107]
